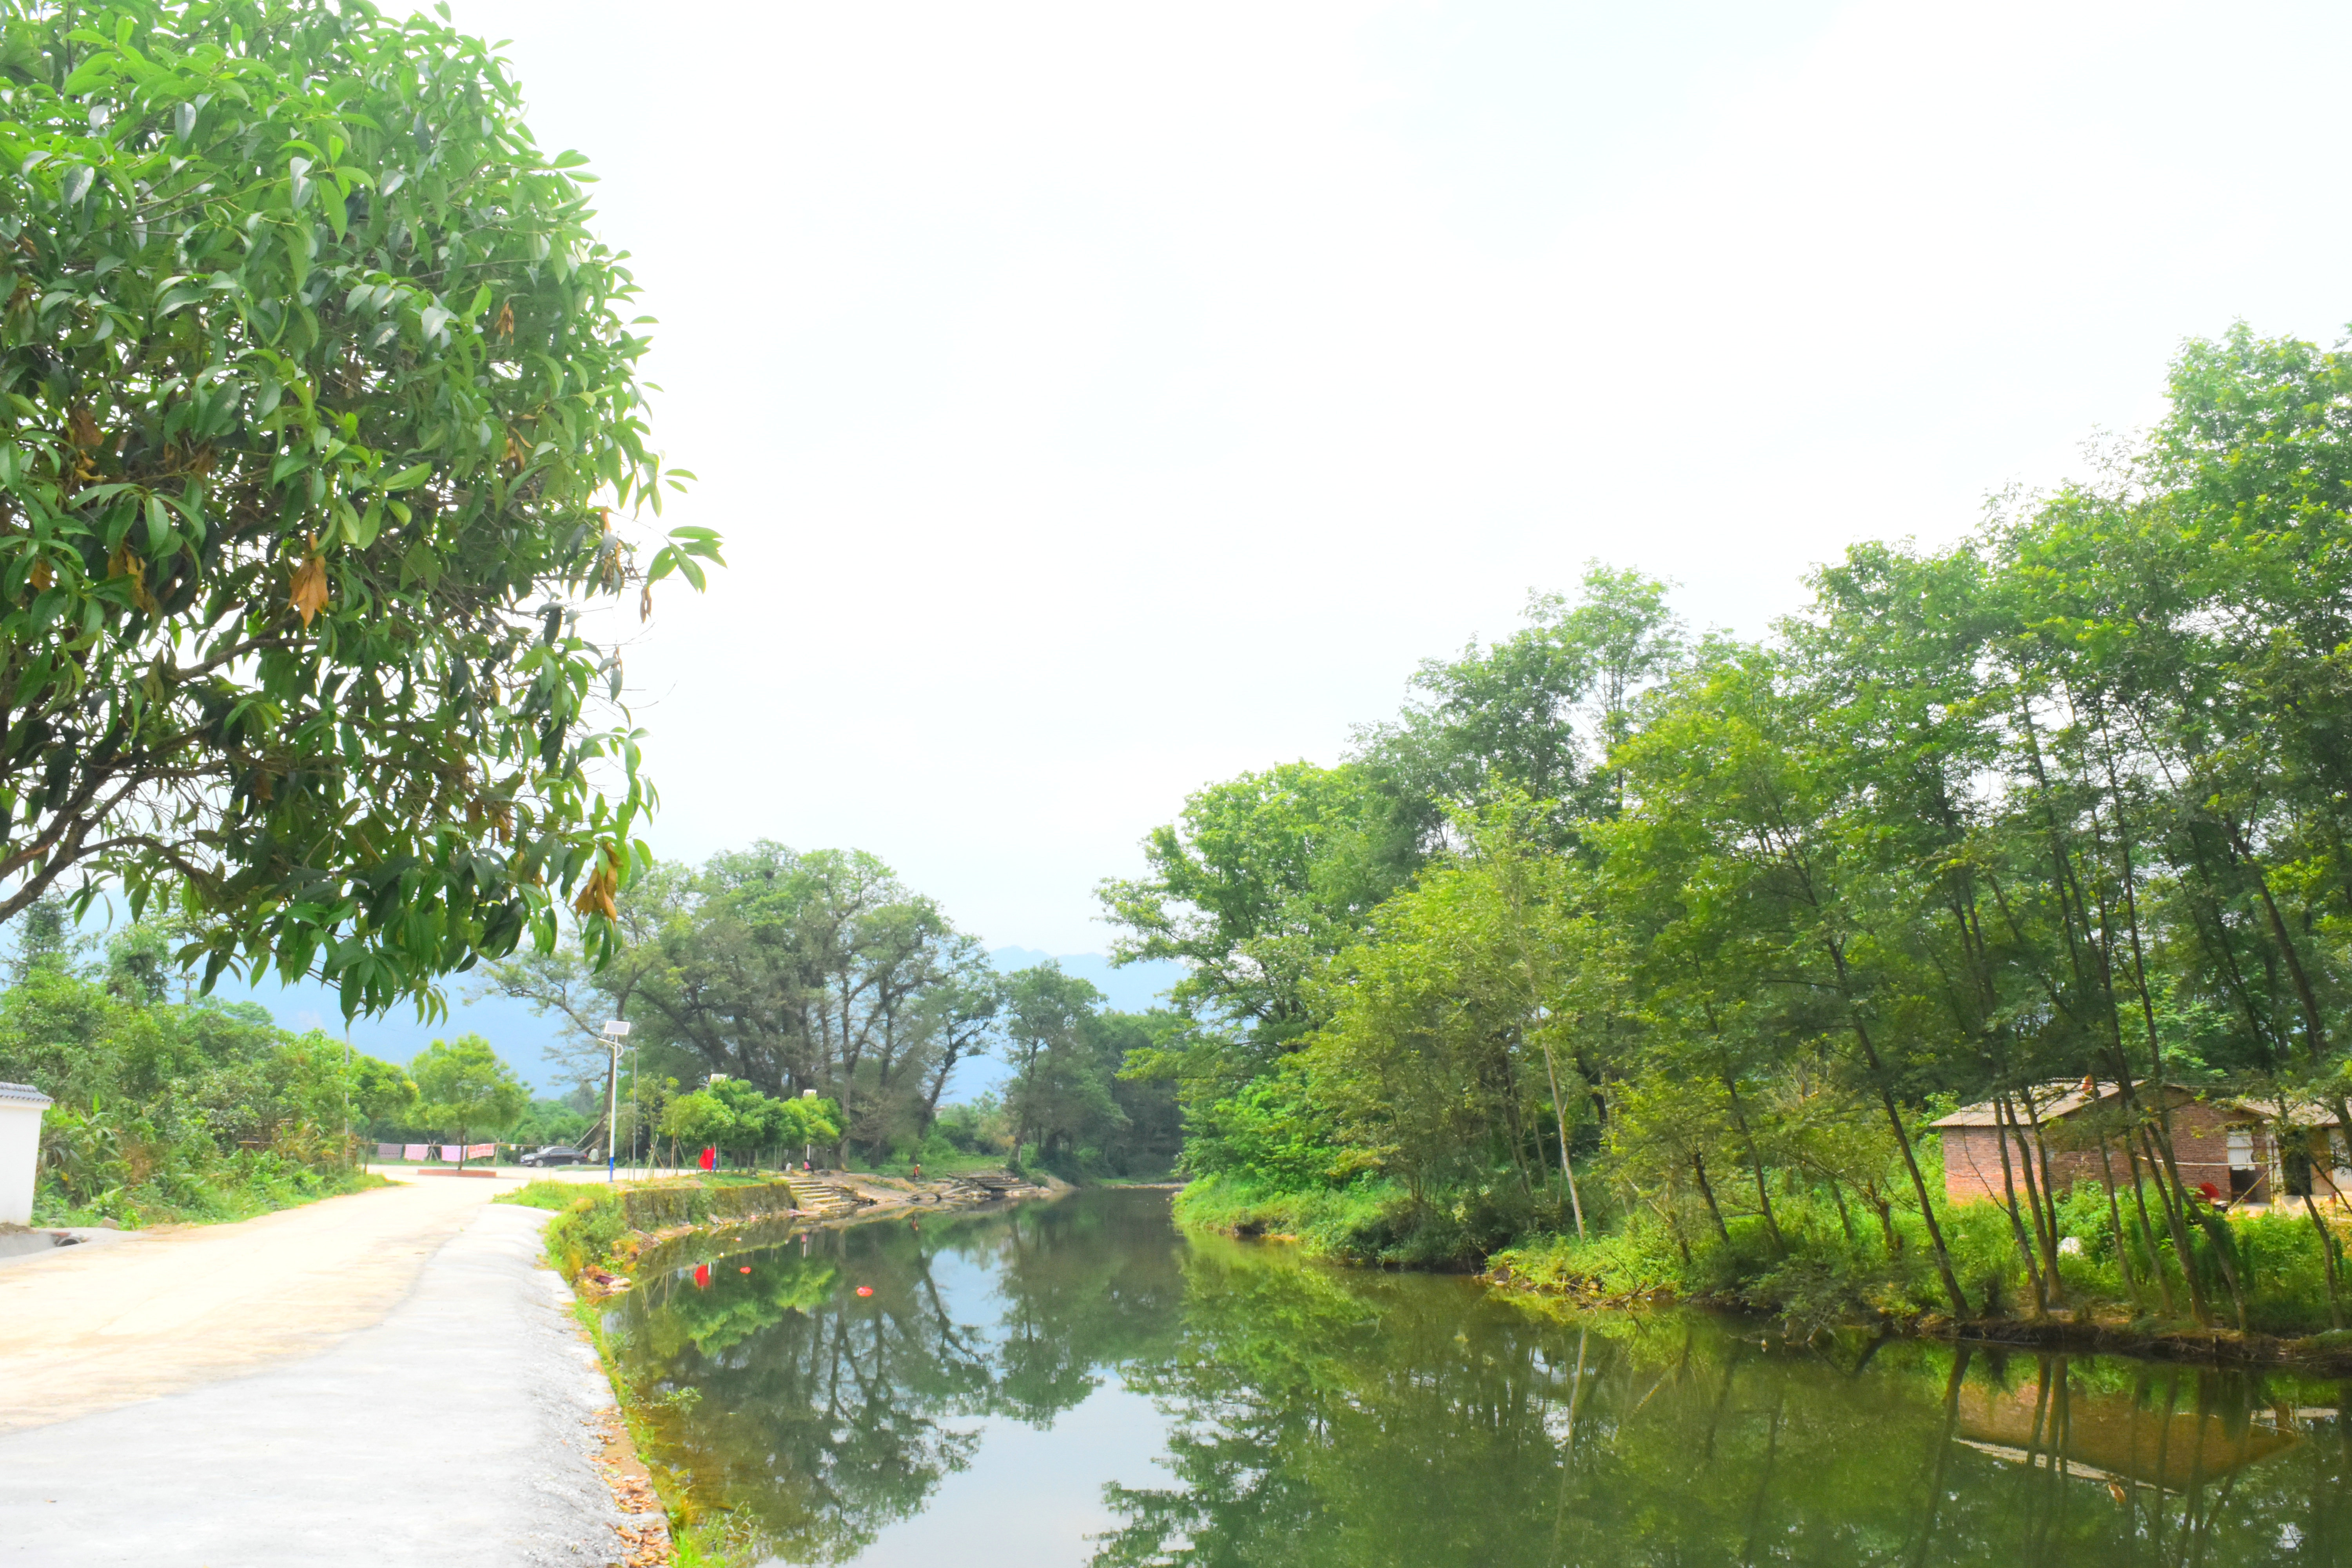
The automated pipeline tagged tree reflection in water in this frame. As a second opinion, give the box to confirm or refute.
[609,1190,2352,1567]
[605,1191,1188,1562]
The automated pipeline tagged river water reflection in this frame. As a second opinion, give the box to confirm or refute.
[605,1188,2352,1566]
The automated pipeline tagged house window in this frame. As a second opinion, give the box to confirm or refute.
[2228,1128,2259,1199]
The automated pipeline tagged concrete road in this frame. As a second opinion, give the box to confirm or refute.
[0,1174,642,1565]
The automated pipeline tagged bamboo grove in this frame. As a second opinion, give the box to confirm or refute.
[1107,325,2352,1331]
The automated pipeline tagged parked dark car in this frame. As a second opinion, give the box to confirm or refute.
[519,1145,591,1167]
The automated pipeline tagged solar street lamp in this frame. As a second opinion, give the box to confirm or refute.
[601,1020,630,1182]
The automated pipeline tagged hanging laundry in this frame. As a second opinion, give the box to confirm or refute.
[466,1143,496,1160]
[441,1145,463,1163]
[404,1144,429,1162]
[377,1143,401,1160]
[699,1145,716,1172]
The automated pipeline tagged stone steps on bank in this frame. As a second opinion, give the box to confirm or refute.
[788,1178,872,1219]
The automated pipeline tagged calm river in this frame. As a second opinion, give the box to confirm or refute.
[604,1187,2352,1566]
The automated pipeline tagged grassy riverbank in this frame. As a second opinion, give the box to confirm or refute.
[1178,1167,2352,1354]
[30,1156,389,1229]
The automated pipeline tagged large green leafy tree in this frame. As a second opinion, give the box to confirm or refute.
[0,0,718,1014]
[409,1030,524,1163]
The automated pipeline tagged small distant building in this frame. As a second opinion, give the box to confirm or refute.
[1931,1081,2352,1209]
[0,1081,53,1226]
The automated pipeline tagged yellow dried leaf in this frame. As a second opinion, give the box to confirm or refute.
[572,867,617,922]
[639,581,653,622]
[290,552,328,628]
[27,558,51,591]
[571,847,621,922]
[65,406,100,450]
[105,544,158,612]
[495,299,515,339]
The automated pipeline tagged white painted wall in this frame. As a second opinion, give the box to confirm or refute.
[0,1085,51,1226]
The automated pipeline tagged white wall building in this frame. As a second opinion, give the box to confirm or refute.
[0,1081,52,1226]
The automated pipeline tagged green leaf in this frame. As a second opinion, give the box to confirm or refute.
[349,497,385,549]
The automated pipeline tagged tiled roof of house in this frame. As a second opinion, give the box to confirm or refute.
[1932,1080,2123,1127]
[1932,1080,2333,1128]
[0,1080,52,1107]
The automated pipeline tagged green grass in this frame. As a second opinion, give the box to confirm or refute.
[1183,1166,2352,1339]
[1175,1173,1486,1265]
[493,1178,586,1211]
[31,1158,388,1229]
[542,1185,629,1279]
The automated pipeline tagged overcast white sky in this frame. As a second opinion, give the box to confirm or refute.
[432,0,2352,955]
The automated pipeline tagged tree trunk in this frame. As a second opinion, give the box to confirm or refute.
[1724,1074,1783,1256]
[2116,1065,2209,1324]
[1827,1176,1857,1246]
[2016,1089,2067,1287]
[2001,1093,2062,1304]
[2229,823,2330,1059]
[1541,1041,1586,1240]
[1991,1095,2049,1314]
[1850,1009,1970,1315]
[1866,1185,1902,1257]
[2093,1135,2143,1310]
[1692,1151,1732,1245]
[2299,1177,2345,1332]
[2121,1132,2174,1317]
[2138,1121,2211,1325]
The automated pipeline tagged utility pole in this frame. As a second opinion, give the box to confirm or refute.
[601,1019,630,1183]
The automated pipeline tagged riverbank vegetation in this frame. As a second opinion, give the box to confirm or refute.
[0,907,408,1226]
[482,844,1181,1180]
[1118,325,2352,1339]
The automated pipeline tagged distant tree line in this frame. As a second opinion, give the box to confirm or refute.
[482,844,1181,1177]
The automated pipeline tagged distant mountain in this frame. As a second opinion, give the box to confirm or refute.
[207,972,587,1094]
[986,947,1184,1015]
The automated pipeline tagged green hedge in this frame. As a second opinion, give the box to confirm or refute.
[539,1177,806,1284]
[620,1177,800,1231]
[544,1186,629,1279]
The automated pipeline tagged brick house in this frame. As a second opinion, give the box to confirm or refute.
[1930,1082,2351,1209]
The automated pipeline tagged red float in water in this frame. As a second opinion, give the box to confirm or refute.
[694,1263,710,1289]
[856,1285,874,1297]
[739,1266,751,1273]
